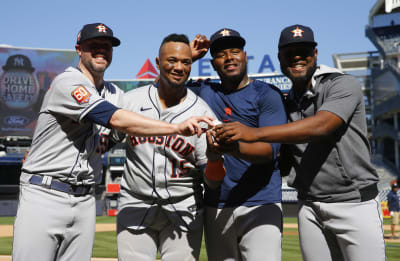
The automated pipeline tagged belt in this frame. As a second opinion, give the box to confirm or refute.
[29,175,93,196]
[359,183,378,202]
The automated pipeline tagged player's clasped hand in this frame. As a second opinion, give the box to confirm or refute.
[177,115,215,137]
[214,121,257,143]
[205,122,241,155]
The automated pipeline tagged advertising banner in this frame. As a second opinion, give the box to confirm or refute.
[0,46,79,137]
[253,75,292,93]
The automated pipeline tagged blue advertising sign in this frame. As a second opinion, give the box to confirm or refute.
[197,54,276,76]
[0,47,79,136]
[111,74,292,94]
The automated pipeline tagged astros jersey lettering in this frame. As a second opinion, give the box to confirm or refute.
[116,84,216,232]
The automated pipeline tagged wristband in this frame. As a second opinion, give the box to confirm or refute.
[205,160,225,181]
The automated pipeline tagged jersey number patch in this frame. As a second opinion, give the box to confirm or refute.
[72,86,91,104]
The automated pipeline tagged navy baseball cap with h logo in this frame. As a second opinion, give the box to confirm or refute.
[278,24,317,50]
[76,23,121,46]
[209,28,246,57]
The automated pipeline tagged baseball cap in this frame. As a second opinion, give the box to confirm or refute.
[392,182,398,188]
[209,28,246,57]
[278,24,317,50]
[76,23,121,47]
[2,55,35,72]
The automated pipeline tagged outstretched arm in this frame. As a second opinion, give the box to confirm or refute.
[208,125,274,163]
[211,140,273,163]
[109,109,214,137]
[215,111,344,144]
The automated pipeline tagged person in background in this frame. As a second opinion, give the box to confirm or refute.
[388,181,400,239]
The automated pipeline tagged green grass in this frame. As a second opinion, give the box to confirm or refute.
[93,231,117,258]
[283,217,298,224]
[95,216,116,224]
[0,236,13,255]
[1,216,399,260]
[282,234,302,261]
[383,218,393,225]
[386,244,400,260]
[0,217,15,225]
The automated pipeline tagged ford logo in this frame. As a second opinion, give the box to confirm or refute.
[4,115,29,127]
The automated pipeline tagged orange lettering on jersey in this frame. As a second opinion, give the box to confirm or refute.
[72,86,91,104]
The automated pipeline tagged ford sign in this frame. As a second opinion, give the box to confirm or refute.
[4,115,29,127]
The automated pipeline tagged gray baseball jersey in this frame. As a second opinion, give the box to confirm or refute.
[21,66,123,185]
[116,84,216,233]
[13,66,123,261]
[285,65,385,261]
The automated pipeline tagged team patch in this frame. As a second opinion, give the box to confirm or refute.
[72,86,91,104]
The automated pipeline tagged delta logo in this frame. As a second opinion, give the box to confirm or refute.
[136,59,159,79]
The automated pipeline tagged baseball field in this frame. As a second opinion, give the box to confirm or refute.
[0,216,399,261]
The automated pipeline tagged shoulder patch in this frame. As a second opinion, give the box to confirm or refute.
[72,86,91,104]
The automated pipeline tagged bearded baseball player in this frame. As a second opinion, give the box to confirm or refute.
[115,34,224,261]
[12,24,213,261]
[215,24,386,261]
[188,29,286,261]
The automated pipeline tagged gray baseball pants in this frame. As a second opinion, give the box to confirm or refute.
[204,203,282,261]
[117,208,203,261]
[298,197,386,261]
[12,183,96,261]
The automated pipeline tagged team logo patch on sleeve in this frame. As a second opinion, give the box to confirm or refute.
[72,86,91,104]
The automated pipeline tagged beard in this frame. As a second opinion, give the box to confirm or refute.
[161,74,188,90]
[88,59,109,73]
[281,61,317,86]
[81,52,111,74]
[218,65,248,86]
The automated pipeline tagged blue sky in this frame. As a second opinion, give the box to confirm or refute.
[1,0,383,79]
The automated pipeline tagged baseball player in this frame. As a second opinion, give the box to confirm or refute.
[12,24,213,261]
[115,33,224,261]
[215,24,386,261]
[188,29,286,261]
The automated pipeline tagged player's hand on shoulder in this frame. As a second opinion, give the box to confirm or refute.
[190,34,210,62]
[176,115,214,137]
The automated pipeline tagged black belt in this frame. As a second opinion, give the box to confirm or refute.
[359,183,378,202]
[29,175,93,196]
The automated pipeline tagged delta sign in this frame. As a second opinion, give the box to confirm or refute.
[135,54,292,93]
[197,54,276,76]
